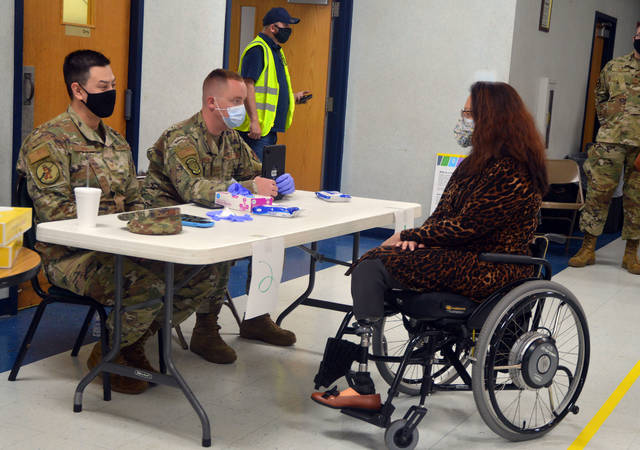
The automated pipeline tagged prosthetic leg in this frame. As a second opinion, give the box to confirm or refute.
[311,321,381,411]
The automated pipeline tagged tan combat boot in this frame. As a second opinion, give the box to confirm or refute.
[120,323,159,374]
[87,342,149,395]
[568,233,598,267]
[622,240,640,275]
[240,313,296,347]
[190,313,237,364]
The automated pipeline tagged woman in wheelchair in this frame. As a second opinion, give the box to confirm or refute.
[311,83,590,446]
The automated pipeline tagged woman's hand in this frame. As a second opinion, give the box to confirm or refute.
[381,232,402,247]
[396,241,425,251]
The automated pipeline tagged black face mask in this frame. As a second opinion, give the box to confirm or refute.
[274,26,292,44]
[80,85,116,118]
[634,39,640,54]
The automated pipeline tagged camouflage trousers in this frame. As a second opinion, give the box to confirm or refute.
[196,262,231,315]
[580,142,640,239]
[45,251,220,347]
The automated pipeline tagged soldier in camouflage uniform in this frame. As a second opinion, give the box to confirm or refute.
[142,69,297,365]
[570,27,640,274]
[16,50,217,394]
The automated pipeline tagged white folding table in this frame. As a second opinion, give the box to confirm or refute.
[36,190,421,447]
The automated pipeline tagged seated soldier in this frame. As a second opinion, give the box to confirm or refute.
[16,50,218,394]
[142,68,297,364]
[312,82,549,410]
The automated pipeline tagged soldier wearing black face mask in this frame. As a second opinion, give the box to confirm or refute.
[236,7,311,161]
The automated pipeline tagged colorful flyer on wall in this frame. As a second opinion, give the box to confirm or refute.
[430,153,467,215]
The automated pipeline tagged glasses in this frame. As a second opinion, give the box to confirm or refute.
[461,109,473,119]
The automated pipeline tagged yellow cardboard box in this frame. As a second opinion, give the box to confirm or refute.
[0,207,32,246]
[0,235,23,269]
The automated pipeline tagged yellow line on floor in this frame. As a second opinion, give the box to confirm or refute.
[568,359,640,449]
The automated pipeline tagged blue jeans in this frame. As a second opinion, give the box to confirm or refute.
[239,130,277,161]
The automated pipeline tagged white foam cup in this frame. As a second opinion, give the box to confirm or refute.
[74,187,102,228]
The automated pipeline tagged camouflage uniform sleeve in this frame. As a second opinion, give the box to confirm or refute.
[595,62,611,124]
[233,134,262,193]
[165,136,234,208]
[16,132,76,222]
[124,157,144,211]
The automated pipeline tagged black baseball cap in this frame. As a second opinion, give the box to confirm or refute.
[263,7,300,26]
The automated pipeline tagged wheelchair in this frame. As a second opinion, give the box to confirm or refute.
[313,237,590,449]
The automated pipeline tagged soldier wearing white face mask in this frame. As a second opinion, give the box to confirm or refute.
[142,69,297,364]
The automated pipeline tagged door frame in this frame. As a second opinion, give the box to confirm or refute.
[222,0,353,190]
[579,11,617,153]
[11,0,145,205]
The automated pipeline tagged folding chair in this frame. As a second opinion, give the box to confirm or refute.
[540,159,585,251]
[8,177,112,401]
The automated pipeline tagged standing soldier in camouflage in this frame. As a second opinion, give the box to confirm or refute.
[142,69,297,365]
[17,50,218,394]
[570,26,640,274]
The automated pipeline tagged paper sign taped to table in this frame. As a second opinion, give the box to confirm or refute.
[394,209,414,233]
[245,237,285,320]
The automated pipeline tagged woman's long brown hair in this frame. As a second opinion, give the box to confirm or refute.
[459,82,548,194]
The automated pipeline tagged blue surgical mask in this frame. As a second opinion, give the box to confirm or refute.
[215,100,246,128]
[454,117,474,147]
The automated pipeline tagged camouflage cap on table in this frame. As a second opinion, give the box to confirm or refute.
[117,207,182,235]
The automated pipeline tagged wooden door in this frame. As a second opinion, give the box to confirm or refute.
[23,0,130,135]
[19,0,130,309]
[581,25,605,153]
[229,0,333,191]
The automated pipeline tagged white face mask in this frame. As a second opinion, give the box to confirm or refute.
[215,99,246,128]
[453,117,474,147]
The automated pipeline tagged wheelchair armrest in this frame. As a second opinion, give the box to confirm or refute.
[479,253,552,280]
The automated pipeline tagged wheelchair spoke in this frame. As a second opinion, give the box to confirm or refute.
[474,285,589,438]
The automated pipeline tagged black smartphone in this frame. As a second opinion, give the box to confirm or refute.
[299,93,313,104]
[181,214,214,228]
[262,145,286,200]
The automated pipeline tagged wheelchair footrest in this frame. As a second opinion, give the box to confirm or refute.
[402,405,428,434]
[341,403,394,428]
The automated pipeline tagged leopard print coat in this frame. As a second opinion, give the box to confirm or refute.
[358,157,542,302]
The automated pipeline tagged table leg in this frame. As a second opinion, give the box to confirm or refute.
[163,263,212,448]
[275,231,361,326]
[74,254,124,412]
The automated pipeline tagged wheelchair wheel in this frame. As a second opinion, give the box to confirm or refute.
[472,280,589,441]
[372,313,470,396]
[384,419,419,450]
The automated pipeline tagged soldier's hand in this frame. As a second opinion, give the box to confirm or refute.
[254,176,278,197]
[248,120,262,139]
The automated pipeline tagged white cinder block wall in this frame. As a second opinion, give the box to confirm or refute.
[340,0,518,224]
[136,0,227,172]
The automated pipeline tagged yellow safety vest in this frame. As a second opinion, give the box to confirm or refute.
[236,36,295,135]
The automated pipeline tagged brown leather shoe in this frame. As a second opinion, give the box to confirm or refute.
[190,313,237,364]
[311,387,381,411]
[87,342,149,395]
[240,314,296,346]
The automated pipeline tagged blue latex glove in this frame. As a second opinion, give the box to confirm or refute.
[228,182,251,196]
[206,210,253,222]
[276,173,295,195]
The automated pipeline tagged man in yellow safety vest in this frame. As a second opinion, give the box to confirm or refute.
[237,7,310,160]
